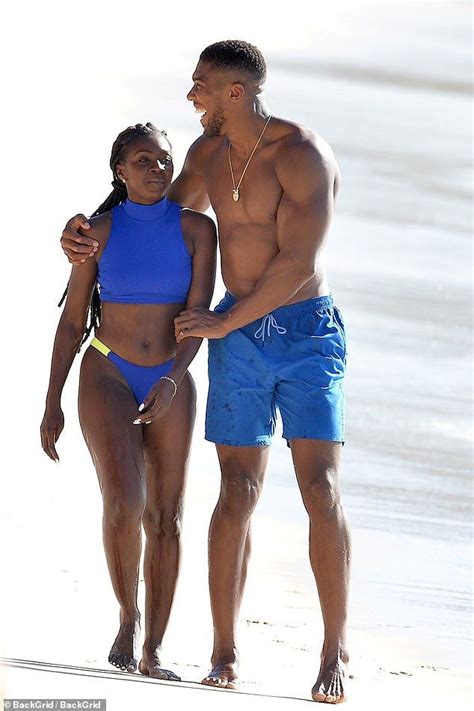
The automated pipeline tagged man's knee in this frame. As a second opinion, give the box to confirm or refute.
[218,465,264,515]
[301,466,341,513]
[215,445,267,516]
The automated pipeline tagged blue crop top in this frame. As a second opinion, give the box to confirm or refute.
[97,197,192,304]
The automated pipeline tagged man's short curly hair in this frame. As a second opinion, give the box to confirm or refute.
[200,40,266,84]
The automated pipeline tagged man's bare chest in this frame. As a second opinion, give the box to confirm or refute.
[202,149,283,225]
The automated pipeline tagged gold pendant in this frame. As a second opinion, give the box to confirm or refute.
[232,189,240,202]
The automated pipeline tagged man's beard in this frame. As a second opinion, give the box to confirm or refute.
[204,106,225,137]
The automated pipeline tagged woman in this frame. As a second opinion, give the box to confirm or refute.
[40,123,216,680]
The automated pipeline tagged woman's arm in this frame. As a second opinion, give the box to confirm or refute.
[169,210,217,385]
[41,250,98,461]
[134,210,217,423]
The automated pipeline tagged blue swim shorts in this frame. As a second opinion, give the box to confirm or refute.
[205,292,347,446]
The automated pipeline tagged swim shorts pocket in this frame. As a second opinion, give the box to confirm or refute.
[303,307,346,365]
[213,293,234,315]
[332,306,347,360]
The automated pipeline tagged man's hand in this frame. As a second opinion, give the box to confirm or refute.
[61,214,98,264]
[174,307,229,342]
[132,378,177,425]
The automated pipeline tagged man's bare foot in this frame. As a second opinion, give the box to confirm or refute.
[138,648,181,681]
[108,620,140,673]
[312,646,349,704]
[202,656,238,689]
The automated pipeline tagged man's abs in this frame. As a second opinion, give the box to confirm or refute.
[218,223,329,302]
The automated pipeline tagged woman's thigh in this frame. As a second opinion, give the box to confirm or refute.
[78,346,146,506]
[142,372,197,525]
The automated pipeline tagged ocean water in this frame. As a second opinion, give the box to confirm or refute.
[1,0,471,681]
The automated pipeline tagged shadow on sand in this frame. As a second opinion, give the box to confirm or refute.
[0,656,312,703]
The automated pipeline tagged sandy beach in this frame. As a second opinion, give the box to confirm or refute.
[1,1,472,708]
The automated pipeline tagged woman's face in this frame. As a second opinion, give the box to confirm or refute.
[116,133,173,204]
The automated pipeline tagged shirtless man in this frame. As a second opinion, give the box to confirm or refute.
[61,40,351,704]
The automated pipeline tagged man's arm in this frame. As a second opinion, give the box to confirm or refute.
[167,137,211,212]
[175,133,337,340]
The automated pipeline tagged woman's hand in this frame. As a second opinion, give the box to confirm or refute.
[132,377,177,425]
[40,406,65,462]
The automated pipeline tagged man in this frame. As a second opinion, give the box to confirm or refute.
[61,40,351,704]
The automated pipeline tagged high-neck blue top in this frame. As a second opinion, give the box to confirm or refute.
[97,197,192,304]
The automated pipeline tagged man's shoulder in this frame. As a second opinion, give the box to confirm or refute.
[186,134,225,166]
[272,118,335,166]
[271,120,339,195]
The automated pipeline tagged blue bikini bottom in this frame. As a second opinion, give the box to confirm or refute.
[90,336,174,405]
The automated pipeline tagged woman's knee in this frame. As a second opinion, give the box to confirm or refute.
[142,504,183,539]
[102,481,146,529]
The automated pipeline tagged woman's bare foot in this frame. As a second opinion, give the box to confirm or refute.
[108,619,140,673]
[201,653,239,689]
[138,647,181,681]
[312,645,349,704]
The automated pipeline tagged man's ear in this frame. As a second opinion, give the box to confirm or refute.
[229,83,245,102]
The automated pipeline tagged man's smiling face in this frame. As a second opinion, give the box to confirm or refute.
[187,61,228,137]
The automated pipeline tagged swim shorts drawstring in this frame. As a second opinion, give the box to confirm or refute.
[254,314,287,343]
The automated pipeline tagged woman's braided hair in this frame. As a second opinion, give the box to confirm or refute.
[58,122,170,350]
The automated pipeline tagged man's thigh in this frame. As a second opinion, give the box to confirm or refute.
[276,302,346,444]
[278,381,345,443]
[205,329,276,447]
[216,443,270,483]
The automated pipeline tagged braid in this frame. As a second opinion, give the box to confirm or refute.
[59,122,170,352]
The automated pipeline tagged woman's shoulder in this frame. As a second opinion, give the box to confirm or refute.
[78,210,114,262]
[179,208,217,254]
[179,207,215,233]
[84,210,113,244]
[89,209,113,229]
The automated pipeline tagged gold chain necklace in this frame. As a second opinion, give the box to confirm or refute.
[228,115,272,202]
